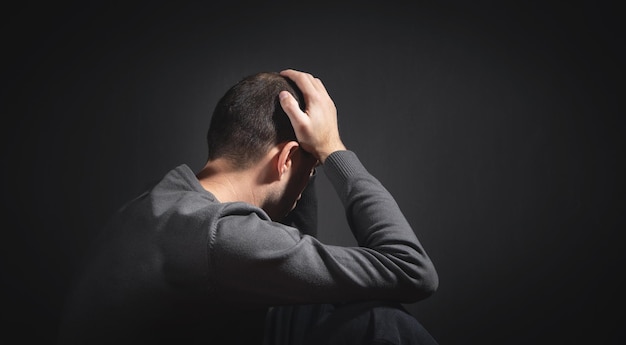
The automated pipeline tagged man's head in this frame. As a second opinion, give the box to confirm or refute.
[202,71,317,219]
[206,72,304,169]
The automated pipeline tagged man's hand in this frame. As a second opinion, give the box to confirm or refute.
[279,69,346,163]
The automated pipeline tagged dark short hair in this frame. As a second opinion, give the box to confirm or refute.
[206,72,304,169]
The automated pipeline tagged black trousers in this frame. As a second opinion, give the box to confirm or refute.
[264,301,438,345]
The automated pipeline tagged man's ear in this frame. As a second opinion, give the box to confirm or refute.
[277,141,300,178]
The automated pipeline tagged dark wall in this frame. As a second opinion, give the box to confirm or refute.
[2,1,624,343]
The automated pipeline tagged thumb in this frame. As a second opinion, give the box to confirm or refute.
[279,91,310,131]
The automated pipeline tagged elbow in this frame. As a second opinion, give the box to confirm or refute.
[405,261,439,302]
[422,266,439,296]
[418,265,439,298]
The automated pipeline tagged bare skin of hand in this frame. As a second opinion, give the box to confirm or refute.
[279,69,346,164]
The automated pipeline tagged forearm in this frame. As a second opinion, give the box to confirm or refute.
[323,150,439,297]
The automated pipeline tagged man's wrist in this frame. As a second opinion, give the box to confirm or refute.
[318,143,347,164]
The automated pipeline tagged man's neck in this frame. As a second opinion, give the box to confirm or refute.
[196,159,263,206]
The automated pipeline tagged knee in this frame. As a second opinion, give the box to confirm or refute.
[306,301,438,345]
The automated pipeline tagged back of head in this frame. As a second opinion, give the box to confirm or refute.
[206,72,304,169]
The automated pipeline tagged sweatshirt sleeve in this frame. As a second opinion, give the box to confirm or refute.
[209,151,438,306]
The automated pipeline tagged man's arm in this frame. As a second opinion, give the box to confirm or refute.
[212,151,438,305]
[280,69,438,296]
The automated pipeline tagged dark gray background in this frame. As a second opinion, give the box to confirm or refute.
[2,1,624,344]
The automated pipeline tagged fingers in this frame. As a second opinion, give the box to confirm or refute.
[279,90,309,132]
[280,69,326,94]
[279,69,344,162]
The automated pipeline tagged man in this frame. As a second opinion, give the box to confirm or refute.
[59,69,439,344]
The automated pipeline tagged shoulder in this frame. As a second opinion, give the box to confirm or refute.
[209,203,304,258]
[214,203,302,243]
